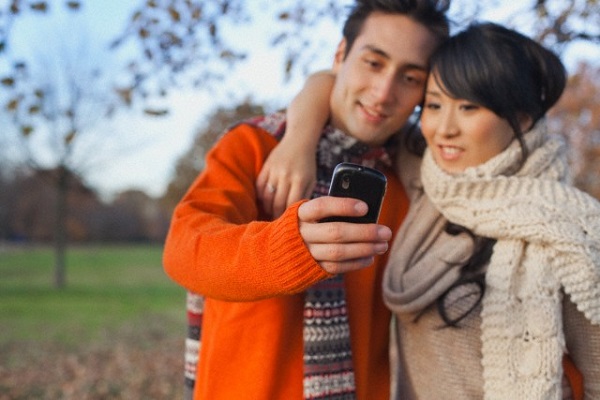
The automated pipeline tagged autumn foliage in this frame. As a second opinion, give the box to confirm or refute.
[549,62,600,199]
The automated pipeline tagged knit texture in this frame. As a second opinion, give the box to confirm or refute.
[250,112,395,399]
[384,142,487,399]
[419,124,600,399]
[181,111,396,400]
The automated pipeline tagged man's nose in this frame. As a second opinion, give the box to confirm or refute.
[370,75,396,104]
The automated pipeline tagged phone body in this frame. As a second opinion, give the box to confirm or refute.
[321,162,387,224]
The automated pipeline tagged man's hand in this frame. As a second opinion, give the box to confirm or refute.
[298,196,392,274]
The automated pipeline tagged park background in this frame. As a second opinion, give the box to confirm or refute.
[0,0,598,398]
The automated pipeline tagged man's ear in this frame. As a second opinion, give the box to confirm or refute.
[332,38,347,72]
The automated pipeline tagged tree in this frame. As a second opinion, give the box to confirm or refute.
[0,3,129,288]
[2,1,599,107]
[9,167,101,242]
[107,190,170,242]
[548,62,600,199]
[108,0,600,103]
[162,100,265,212]
[0,162,28,242]
[531,0,600,49]
[0,1,82,53]
[1,0,599,278]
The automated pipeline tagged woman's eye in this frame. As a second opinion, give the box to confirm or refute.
[461,103,479,111]
[424,102,440,110]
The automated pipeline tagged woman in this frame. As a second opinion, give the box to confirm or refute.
[257,22,600,399]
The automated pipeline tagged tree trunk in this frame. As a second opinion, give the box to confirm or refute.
[54,166,68,289]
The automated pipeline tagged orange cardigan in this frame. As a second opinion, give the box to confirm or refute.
[163,123,409,400]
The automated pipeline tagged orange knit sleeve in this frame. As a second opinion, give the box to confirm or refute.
[563,354,583,400]
[163,124,330,301]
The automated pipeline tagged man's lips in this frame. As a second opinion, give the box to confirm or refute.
[359,102,387,123]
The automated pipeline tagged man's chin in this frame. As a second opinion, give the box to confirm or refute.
[354,131,388,146]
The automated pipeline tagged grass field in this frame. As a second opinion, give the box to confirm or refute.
[0,244,187,399]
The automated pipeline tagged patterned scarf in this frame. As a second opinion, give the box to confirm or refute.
[419,125,600,399]
[183,111,395,399]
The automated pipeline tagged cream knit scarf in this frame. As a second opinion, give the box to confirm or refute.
[419,125,600,399]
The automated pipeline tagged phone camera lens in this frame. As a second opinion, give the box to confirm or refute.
[342,175,351,190]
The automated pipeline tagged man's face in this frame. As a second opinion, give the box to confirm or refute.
[330,12,440,146]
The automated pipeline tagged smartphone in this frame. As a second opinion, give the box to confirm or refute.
[321,162,387,224]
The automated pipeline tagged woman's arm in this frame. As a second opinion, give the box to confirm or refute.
[164,125,392,301]
[257,70,335,218]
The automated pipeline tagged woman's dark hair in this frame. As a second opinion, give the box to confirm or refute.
[341,0,451,58]
[429,22,567,161]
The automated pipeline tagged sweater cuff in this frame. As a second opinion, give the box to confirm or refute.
[267,200,332,293]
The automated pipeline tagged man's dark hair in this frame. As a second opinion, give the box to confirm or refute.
[342,0,451,57]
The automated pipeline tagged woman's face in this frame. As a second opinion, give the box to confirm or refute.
[420,73,515,174]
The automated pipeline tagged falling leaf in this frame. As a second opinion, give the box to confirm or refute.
[64,130,77,144]
[30,2,48,12]
[21,125,34,136]
[143,108,169,116]
[1,77,15,86]
[115,87,133,106]
[66,1,81,11]
[6,98,19,111]
[139,27,150,39]
[168,6,180,22]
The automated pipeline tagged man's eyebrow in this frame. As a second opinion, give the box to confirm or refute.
[361,44,429,71]
[362,44,391,59]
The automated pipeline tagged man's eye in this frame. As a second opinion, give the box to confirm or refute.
[364,59,381,68]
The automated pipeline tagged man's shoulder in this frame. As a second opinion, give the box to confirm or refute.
[230,111,287,140]
[211,116,282,158]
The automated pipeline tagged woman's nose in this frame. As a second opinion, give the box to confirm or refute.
[437,109,459,137]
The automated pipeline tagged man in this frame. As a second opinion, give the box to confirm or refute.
[163,1,449,399]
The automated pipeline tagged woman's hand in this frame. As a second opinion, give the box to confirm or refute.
[257,70,336,218]
[257,137,317,218]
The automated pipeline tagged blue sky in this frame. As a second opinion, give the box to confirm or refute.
[2,1,599,200]
[2,1,329,199]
